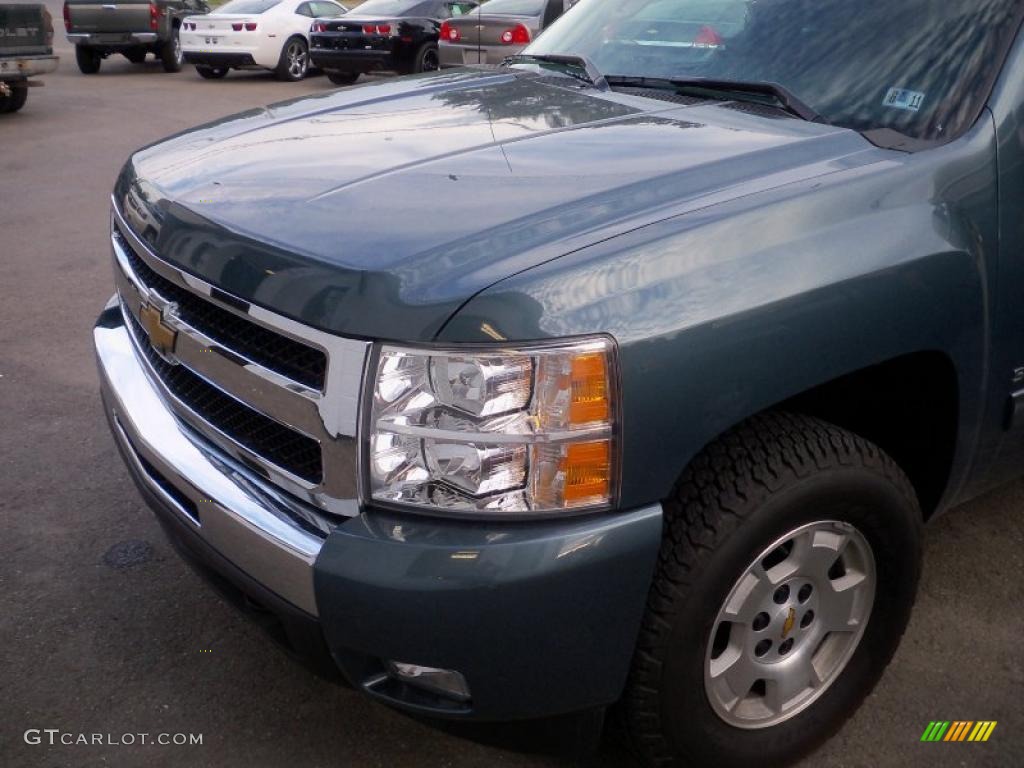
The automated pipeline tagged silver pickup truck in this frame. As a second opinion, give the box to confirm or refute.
[0,4,58,113]
[63,0,209,73]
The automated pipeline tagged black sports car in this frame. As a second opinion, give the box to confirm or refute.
[310,0,477,84]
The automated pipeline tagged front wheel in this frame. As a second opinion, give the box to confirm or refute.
[75,45,102,74]
[196,65,229,79]
[275,36,308,81]
[159,26,184,72]
[0,85,28,113]
[326,70,359,85]
[623,412,922,768]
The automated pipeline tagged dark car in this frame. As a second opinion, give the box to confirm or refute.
[97,0,1024,766]
[309,0,476,84]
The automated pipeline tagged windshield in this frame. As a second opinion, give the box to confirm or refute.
[353,0,427,14]
[216,0,281,12]
[472,0,544,15]
[527,0,1023,142]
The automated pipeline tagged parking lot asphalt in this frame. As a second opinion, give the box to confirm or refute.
[2,21,1023,768]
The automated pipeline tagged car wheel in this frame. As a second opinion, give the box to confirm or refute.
[160,25,184,72]
[326,70,359,85]
[0,85,28,113]
[276,36,309,81]
[623,412,921,768]
[124,48,147,64]
[196,65,230,79]
[75,45,102,74]
[411,41,439,73]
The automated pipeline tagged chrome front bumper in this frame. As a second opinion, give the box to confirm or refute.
[95,297,328,615]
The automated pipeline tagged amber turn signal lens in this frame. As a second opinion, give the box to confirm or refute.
[569,353,610,425]
[562,440,612,504]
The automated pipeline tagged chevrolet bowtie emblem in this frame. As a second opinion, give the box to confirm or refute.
[781,606,797,640]
[139,303,178,357]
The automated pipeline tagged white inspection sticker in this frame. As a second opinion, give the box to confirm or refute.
[883,87,925,112]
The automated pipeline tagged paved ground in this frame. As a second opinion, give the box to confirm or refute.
[2,21,1023,768]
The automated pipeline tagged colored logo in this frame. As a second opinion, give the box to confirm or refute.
[780,607,796,639]
[139,302,178,359]
[921,721,997,742]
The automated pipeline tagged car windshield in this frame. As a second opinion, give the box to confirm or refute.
[216,0,281,12]
[353,0,427,14]
[527,0,1023,143]
[471,0,544,15]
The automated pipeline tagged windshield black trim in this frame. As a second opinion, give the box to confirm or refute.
[504,53,609,90]
[605,76,829,124]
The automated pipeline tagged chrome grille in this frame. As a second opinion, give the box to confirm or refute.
[115,228,328,390]
[124,310,324,484]
[110,200,367,516]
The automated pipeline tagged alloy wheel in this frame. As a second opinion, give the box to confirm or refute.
[703,520,876,728]
[288,41,307,79]
[422,48,439,71]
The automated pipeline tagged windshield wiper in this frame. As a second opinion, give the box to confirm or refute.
[606,75,828,124]
[503,53,609,91]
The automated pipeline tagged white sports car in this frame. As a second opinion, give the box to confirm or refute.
[182,0,348,81]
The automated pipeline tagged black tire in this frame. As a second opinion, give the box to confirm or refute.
[159,25,184,72]
[124,48,147,64]
[0,85,28,113]
[75,45,102,74]
[326,70,359,86]
[275,36,308,81]
[623,412,922,768]
[196,65,229,79]
[410,41,438,74]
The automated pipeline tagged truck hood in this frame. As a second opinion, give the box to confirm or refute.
[116,69,882,340]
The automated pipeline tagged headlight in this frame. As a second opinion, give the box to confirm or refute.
[366,337,619,516]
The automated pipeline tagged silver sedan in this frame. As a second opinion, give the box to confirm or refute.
[438,0,571,67]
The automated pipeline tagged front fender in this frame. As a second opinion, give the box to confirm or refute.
[438,119,998,512]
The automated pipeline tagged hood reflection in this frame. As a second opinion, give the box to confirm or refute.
[115,69,874,340]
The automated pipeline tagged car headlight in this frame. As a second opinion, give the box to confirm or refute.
[366,336,619,516]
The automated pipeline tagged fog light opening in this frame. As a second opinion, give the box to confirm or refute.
[387,661,471,702]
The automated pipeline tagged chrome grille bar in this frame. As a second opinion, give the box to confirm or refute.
[123,307,325,485]
[115,233,329,391]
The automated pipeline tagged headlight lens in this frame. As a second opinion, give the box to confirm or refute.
[367,337,618,515]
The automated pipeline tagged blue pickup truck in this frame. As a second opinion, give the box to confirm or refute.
[95,0,1024,765]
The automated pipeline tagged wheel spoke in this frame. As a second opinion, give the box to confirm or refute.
[809,659,829,687]
[818,573,867,632]
[791,528,847,578]
[764,664,813,715]
[709,642,760,710]
[720,567,771,624]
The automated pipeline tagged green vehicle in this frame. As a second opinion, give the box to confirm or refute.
[0,4,58,113]
[95,0,1024,765]
[63,0,210,73]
